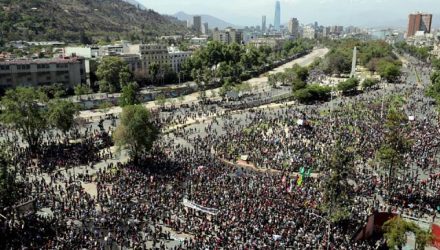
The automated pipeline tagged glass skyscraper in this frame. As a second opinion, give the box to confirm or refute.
[274,1,281,31]
[262,15,267,32]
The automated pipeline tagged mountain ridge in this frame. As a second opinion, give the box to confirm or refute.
[122,0,146,10]
[0,0,188,43]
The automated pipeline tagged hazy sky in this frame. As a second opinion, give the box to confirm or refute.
[141,0,439,28]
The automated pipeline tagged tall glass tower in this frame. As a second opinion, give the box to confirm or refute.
[274,1,281,31]
[262,15,267,32]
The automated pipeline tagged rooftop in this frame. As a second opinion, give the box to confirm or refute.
[0,57,83,65]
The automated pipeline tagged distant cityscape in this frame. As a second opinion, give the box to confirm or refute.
[0,1,438,90]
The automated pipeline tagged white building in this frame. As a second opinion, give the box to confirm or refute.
[168,46,192,73]
[302,25,316,39]
[99,44,124,56]
[288,18,299,39]
[64,46,100,59]
[190,37,208,46]
[406,32,436,47]
[247,37,286,51]
[121,44,192,77]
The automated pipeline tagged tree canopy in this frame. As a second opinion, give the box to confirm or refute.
[395,41,432,62]
[316,39,401,79]
[113,105,159,163]
[96,56,132,93]
[0,87,78,152]
[426,68,440,104]
[377,60,401,83]
[1,87,48,152]
[48,99,80,135]
[337,78,359,95]
[376,106,411,196]
[383,216,432,250]
[361,78,379,90]
[182,39,314,88]
[119,82,140,107]
[320,140,355,223]
[293,84,331,104]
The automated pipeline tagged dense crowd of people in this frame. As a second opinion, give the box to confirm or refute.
[0,144,381,249]
[0,56,439,249]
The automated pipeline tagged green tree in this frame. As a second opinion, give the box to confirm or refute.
[383,216,432,250]
[293,88,313,103]
[382,217,408,250]
[376,107,411,197]
[337,77,359,95]
[96,57,132,93]
[113,105,158,163]
[39,83,66,99]
[1,87,48,153]
[292,64,309,82]
[432,58,440,70]
[378,61,401,83]
[426,71,440,103]
[74,84,93,96]
[119,83,140,107]
[362,78,379,90]
[293,84,331,103]
[149,63,160,83]
[322,49,352,75]
[321,140,355,223]
[48,99,79,136]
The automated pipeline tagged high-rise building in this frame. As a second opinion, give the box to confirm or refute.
[288,18,299,38]
[202,22,209,35]
[302,25,316,39]
[274,1,281,31]
[193,16,202,34]
[262,15,267,33]
[407,12,432,37]
[213,28,243,44]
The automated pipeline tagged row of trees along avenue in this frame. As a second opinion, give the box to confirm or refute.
[180,39,314,100]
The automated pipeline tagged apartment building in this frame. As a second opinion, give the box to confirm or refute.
[0,57,86,89]
[168,46,192,73]
[213,28,243,44]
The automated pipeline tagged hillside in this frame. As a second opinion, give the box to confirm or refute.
[122,0,146,10]
[0,0,188,43]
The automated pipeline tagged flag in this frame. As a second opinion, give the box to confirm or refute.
[297,175,303,187]
[305,168,312,178]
